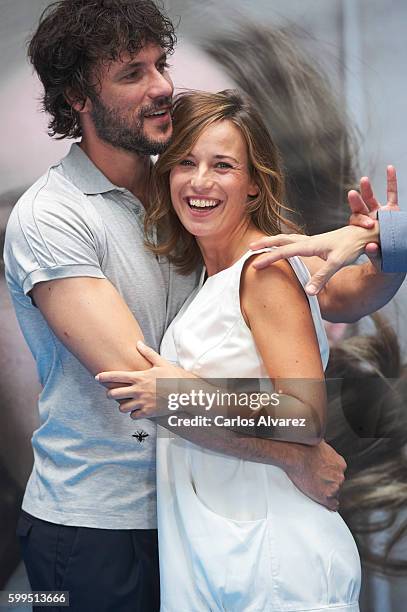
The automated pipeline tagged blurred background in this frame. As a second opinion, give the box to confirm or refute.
[1,1,406,610]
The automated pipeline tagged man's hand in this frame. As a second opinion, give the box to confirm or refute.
[286,441,346,511]
[348,165,399,264]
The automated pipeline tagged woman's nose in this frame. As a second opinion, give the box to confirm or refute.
[190,168,213,191]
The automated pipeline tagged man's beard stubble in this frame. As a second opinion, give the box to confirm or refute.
[90,95,172,156]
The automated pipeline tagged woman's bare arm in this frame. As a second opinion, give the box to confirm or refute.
[241,257,327,445]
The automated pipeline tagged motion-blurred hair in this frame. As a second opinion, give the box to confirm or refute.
[327,314,407,575]
[205,25,359,234]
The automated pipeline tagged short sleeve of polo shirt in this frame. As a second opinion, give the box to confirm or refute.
[4,171,106,296]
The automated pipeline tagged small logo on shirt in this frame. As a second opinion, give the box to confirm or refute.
[132,430,149,443]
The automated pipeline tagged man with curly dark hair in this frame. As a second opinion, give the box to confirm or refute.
[3,1,192,610]
[27,0,177,145]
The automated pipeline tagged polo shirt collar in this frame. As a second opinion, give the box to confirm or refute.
[61,143,125,195]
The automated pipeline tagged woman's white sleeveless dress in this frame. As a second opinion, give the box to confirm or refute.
[157,249,361,612]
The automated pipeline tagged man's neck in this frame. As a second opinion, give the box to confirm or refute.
[79,137,151,205]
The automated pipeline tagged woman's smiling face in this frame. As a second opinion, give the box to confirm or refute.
[169,120,258,239]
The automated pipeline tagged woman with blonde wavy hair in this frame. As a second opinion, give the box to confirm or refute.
[142,88,361,611]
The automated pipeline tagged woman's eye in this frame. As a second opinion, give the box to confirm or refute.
[215,162,233,169]
[179,159,194,166]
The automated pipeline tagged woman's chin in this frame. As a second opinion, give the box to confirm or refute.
[180,219,215,238]
[191,227,213,239]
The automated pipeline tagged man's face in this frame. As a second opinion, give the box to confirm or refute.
[89,43,174,155]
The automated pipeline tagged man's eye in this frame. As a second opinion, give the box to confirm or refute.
[124,71,140,80]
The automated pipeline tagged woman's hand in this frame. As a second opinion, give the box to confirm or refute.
[249,223,379,295]
[96,341,193,419]
[249,166,398,294]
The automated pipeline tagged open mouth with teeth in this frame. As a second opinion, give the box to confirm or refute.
[186,197,222,211]
[144,109,170,119]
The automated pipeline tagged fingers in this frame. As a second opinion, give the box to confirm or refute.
[96,371,138,384]
[365,242,380,255]
[349,212,375,229]
[350,166,398,216]
[120,398,154,418]
[118,399,142,413]
[115,396,147,415]
[365,243,382,270]
[252,242,312,269]
[326,495,340,512]
[325,469,345,511]
[136,340,164,365]
[360,176,380,212]
[131,408,148,419]
[313,487,340,511]
[249,235,296,250]
[347,189,370,215]
[107,385,139,401]
[386,165,398,208]
[305,261,341,296]
[252,253,283,269]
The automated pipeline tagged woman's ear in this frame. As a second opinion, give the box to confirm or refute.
[248,178,259,198]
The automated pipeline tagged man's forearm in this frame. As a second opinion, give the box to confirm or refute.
[157,376,324,445]
[156,413,303,472]
[319,261,405,323]
[155,410,346,512]
[155,375,305,468]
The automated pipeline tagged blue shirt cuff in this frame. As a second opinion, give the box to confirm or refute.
[378,209,407,273]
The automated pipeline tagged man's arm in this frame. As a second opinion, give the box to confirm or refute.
[33,276,344,510]
[249,166,405,322]
[245,225,404,323]
[160,420,345,512]
[31,277,151,374]
[305,256,404,323]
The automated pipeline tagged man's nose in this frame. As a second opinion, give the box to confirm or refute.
[148,69,173,101]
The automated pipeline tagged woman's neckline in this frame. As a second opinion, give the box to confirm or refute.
[199,247,270,287]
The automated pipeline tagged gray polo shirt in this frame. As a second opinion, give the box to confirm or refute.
[4,144,198,529]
